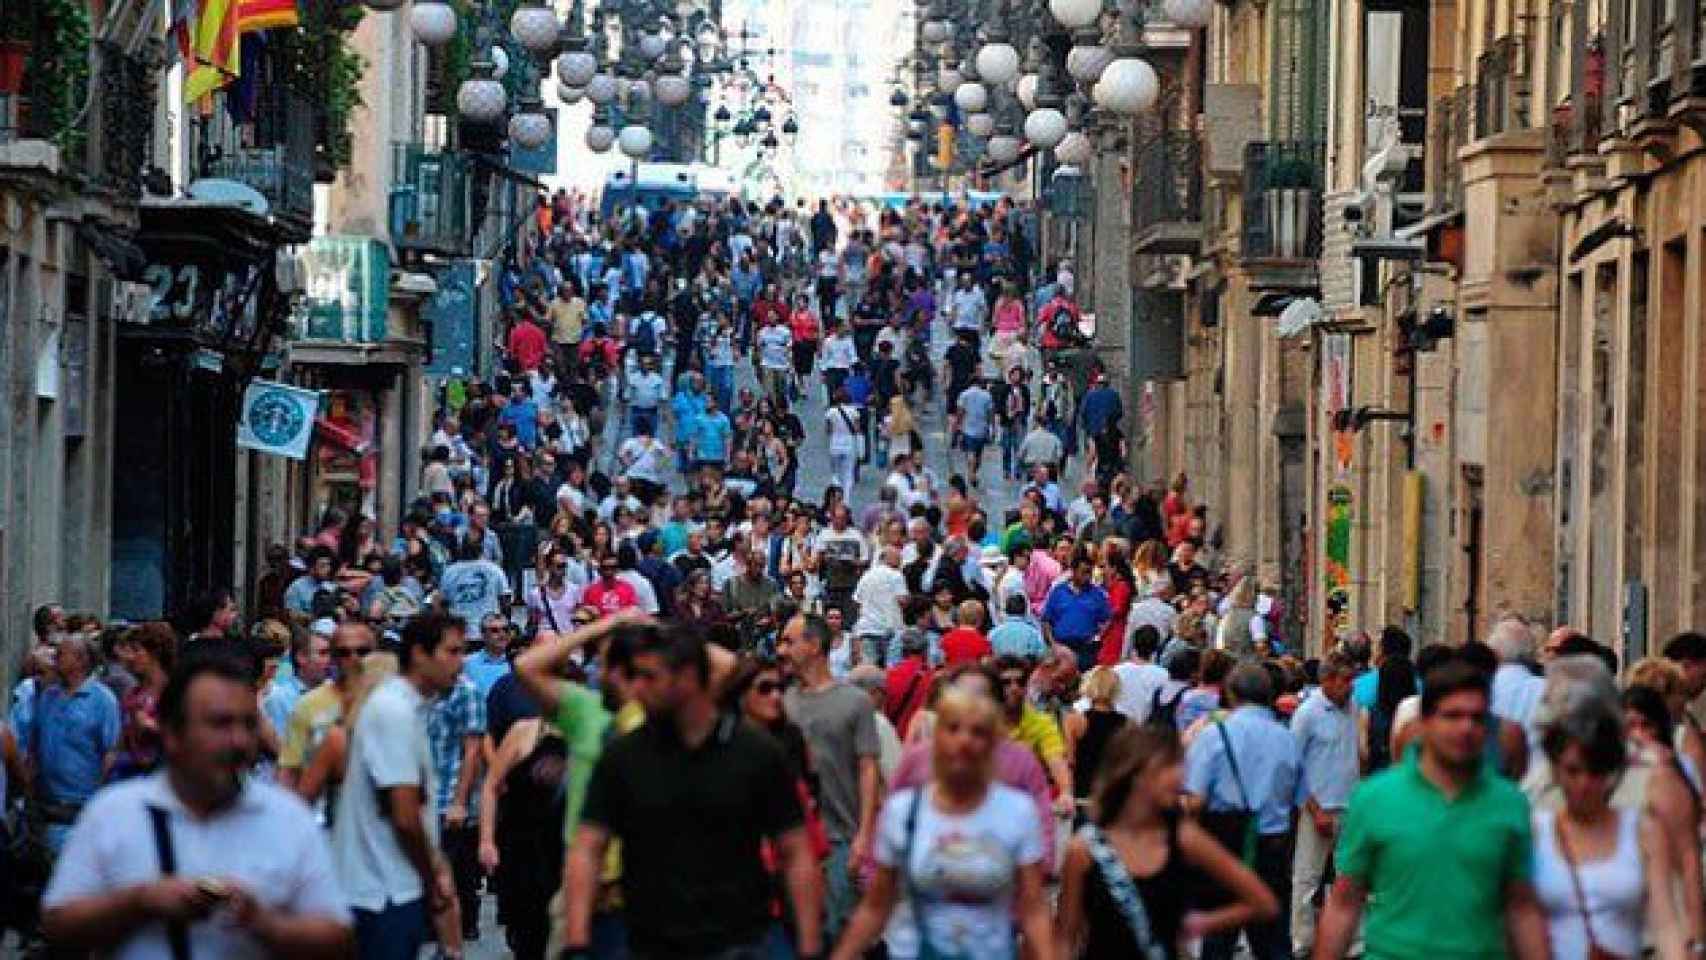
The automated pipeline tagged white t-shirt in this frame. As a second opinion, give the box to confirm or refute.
[877,784,1043,960]
[758,325,794,369]
[620,436,672,485]
[627,370,667,409]
[333,676,437,912]
[826,404,862,454]
[44,773,350,960]
[1111,661,1170,723]
[822,334,858,371]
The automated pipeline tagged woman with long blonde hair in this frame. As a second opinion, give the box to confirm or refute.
[884,394,919,461]
[1132,539,1169,595]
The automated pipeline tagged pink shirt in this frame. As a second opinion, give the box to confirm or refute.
[1024,552,1063,611]
[993,299,1025,335]
[882,738,1056,875]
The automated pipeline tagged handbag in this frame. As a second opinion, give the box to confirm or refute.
[1200,720,1259,867]
[1554,814,1627,960]
[1080,824,1170,960]
[902,788,975,960]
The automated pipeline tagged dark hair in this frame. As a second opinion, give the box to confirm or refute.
[1375,654,1419,717]
[789,613,833,652]
[994,654,1032,678]
[1557,635,1617,675]
[1413,643,1455,679]
[1378,626,1413,663]
[1420,660,1490,716]
[123,621,180,674]
[400,612,465,670]
[32,604,59,639]
[1456,639,1499,678]
[1092,724,1183,827]
[1130,625,1161,661]
[1540,704,1626,775]
[1199,649,1233,685]
[306,545,338,570]
[628,621,711,685]
[1663,632,1706,664]
[159,657,255,732]
[1622,684,1675,748]
[1165,645,1201,682]
[179,588,235,635]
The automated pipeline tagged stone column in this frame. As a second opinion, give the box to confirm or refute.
[1089,143,1132,398]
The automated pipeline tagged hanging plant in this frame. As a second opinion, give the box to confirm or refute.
[275,0,366,172]
[22,0,91,150]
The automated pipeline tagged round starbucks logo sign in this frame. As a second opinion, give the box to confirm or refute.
[248,387,307,445]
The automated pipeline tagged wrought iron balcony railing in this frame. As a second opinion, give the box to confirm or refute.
[199,85,316,239]
[390,143,472,257]
[1475,35,1530,138]
[1131,129,1203,256]
[1241,140,1324,261]
[1430,86,1471,211]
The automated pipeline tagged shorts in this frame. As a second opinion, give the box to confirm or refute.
[960,433,989,455]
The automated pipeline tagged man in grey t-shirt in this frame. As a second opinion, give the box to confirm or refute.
[777,613,878,944]
[955,378,996,484]
[438,537,511,627]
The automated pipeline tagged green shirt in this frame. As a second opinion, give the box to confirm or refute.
[555,684,613,843]
[1335,749,1533,960]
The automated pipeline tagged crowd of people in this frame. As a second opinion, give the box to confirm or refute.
[2,184,1704,960]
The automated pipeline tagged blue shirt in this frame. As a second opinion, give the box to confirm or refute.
[464,651,512,702]
[1184,705,1301,835]
[988,620,1048,661]
[1352,670,1379,710]
[1290,690,1360,810]
[846,373,874,405]
[689,411,733,462]
[1040,581,1112,644]
[261,673,307,743]
[501,398,540,449]
[427,677,487,816]
[1080,386,1123,437]
[31,678,122,805]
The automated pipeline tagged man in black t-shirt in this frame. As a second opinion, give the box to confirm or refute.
[565,624,824,959]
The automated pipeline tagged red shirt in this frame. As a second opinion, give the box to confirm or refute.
[884,657,935,736]
[508,319,549,371]
[940,627,991,666]
[789,308,820,343]
[582,579,638,616]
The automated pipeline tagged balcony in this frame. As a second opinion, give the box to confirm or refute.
[1475,35,1531,139]
[199,86,316,241]
[1549,37,1606,167]
[1131,130,1203,256]
[389,143,472,258]
[1430,86,1472,212]
[1241,140,1324,262]
[90,42,154,200]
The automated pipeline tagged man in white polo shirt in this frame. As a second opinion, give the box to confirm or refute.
[42,657,351,958]
[333,611,467,959]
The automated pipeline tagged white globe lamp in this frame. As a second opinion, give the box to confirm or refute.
[456,77,506,123]
[1067,43,1115,83]
[938,65,963,92]
[618,124,654,158]
[639,30,668,60]
[986,133,1022,163]
[953,82,988,112]
[1048,0,1102,29]
[509,111,552,149]
[1023,107,1068,148]
[1094,57,1159,114]
[490,45,510,79]
[655,73,692,106]
[1163,0,1212,26]
[966,111,995,137]
[509,4,559,53]
[585,72,618,104]
[409,0,458,45]
[975,42,1020,85]
[557,49,598,86]
[585,123,616,152]
[1016,73,1039,110]
[1055,130,1093,164]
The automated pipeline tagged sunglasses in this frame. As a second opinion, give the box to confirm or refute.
[754,680,783,695]
[332,646,375,659]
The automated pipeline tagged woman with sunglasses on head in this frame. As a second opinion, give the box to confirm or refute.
[1055,724,1277,958]
[723,656,831,955]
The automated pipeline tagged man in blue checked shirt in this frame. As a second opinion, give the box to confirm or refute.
[429,673,487,943]
[1289,652,1363,956]
[1039,554,1111,671]
[1184,662,1301,960]
[27,635,121,852]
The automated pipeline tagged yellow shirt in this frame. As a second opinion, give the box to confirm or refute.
[278,682,343,770]
[549,297,585,345]
[1011,704,1065,765]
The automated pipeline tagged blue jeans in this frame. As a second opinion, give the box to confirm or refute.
[706,364,735,412]
[353,898,426,960]
[1001,424,1023,477]
[591,910,629,958]
[823,839,856,946]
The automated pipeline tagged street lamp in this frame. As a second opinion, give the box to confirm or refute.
[508,2,560,54]
[1048,0,1102,29]
[457,61,507,123]
[509,95,553,148]
[410,0,459,46]
[1093,56,1158,114]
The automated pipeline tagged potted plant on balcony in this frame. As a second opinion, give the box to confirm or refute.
[1264,156,1316,258]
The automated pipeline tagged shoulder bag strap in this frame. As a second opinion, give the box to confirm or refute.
[1213,719,1253,814]
[147,805,193,960]
[1553,815,1609,957]
[538,583,562,633]
[903,787,932,951]
[1079,824,1169,960]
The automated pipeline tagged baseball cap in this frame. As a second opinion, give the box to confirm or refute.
[310,618,337,637]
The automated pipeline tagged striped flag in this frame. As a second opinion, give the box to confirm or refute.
[236,0,299,32]
[183,0,239,101]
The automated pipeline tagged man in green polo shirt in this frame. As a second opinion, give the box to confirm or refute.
[1314,659,1549,960]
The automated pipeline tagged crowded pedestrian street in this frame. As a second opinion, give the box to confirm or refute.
[10,0,1706,955]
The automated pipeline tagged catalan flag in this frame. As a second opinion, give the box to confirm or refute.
[182,0,239,101]
[236,0,299,32]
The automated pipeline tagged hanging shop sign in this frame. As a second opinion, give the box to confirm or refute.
[237,380,321,459]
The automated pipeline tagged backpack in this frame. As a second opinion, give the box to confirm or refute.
[1148,686,1186,730]
[633,313,661,356]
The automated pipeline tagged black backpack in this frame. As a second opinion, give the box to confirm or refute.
[1148,686,1186,730]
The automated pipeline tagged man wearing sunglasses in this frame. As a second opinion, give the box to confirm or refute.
[277,623,375,800]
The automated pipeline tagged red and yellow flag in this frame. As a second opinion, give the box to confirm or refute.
[183,0,238,101]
